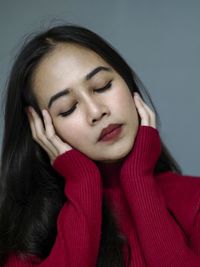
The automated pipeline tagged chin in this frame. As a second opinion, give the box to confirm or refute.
[99,146,132,163]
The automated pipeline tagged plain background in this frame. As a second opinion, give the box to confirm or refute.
[0,0,199,176]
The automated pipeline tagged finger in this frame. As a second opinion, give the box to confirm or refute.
[26,109,56,160]
[137,99,156,128]
[26,108,41,142]
[142,104,156,128]
[134,93,156,128]
[134,93,150,126]
[29,107,45,137]
[29,107,58,157]
[35,138,56,161]
[42,109,69,154]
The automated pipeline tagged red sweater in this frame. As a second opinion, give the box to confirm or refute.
[4,126,200,266]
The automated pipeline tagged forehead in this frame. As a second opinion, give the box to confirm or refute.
[32,44,112,108]
[34,44,109,82]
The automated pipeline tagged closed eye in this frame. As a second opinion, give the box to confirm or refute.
[59,104,77,117]
[94,80,112,93]
[59,80,113,117]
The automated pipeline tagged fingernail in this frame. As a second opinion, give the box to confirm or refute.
[28,107,33,113]
[42,110,46,116]
[134,92,140,98]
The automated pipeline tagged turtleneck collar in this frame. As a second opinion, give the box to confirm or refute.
[96,159,123,188]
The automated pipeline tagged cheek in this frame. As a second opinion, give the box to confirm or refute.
[115,88,137,117]
[124,90,137,114]
[53,119,84,146]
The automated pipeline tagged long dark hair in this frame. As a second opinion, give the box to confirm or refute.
[0,24,182,266]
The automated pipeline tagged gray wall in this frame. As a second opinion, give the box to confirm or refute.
[0,0,199,175]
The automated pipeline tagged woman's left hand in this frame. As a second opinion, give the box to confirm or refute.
[134,92,157,129]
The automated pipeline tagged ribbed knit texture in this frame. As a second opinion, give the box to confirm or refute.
[4,126,200,266]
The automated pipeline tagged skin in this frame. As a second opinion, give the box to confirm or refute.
[26,44,156,165]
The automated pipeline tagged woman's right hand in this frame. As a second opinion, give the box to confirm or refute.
[26,106,72,165]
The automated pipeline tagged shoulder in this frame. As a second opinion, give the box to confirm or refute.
[155,171,200,235]
[155,171,200,198]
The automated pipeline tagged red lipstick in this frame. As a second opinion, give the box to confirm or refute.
[98,124,122,142]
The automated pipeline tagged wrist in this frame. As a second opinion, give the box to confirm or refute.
[53,149,101,179]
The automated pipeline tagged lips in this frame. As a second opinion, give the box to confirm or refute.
[98,123,122,141]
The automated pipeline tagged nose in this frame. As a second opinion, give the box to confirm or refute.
[86,99,110,125]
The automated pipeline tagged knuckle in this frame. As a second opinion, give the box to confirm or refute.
[37,132,46,141]
[32,134,37,141]
[46,132,55,140]
[145,112,150,119]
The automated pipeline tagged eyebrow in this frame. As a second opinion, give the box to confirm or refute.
[47,66,112,109]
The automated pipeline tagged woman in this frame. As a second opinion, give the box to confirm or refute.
[0,24,200,267]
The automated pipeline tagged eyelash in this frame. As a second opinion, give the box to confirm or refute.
[59,80,113,117]
[94,80,113,93]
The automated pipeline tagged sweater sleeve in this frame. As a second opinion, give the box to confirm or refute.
[120,125,200,267]
[189,201,200,255]
[4,149,103,267]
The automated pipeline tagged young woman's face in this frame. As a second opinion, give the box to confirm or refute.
[32,44,139,163]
